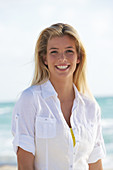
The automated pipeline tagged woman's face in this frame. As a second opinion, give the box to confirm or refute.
[44,35,80,82]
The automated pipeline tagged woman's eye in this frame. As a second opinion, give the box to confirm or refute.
[50,51,58,54]
[66,50,74,54]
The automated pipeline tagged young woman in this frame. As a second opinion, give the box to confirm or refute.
[12,23,106,170]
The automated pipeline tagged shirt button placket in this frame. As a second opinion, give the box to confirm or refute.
[70,165,73,169]
[69,129,74,170]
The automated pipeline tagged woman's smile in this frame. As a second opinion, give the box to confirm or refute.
[55,64,70,70]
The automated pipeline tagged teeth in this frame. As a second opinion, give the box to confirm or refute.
[56,65,69,69]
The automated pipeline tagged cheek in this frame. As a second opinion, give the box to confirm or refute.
[48,55,57,63]
[71,57,78,70]
[46,56,56,67]
[69,55,78,63]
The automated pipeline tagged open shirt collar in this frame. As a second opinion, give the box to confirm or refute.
[41,80,85,105]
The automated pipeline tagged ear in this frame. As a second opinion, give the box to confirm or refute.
[76,57,80,64]
[43,55,48,65]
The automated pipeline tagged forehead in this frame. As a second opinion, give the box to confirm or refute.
[47,35,76,49]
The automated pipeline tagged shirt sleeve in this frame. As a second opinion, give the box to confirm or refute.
[88,106,106,163]
[11,88,36,156]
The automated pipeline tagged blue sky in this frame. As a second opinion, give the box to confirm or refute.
[0,0,113,101]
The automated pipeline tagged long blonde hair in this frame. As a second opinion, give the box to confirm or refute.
[31,23,92,97]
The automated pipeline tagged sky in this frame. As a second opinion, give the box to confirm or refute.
[0,0,113,101]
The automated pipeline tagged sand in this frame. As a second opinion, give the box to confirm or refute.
[0,166,17,170]
[0,166,113,170]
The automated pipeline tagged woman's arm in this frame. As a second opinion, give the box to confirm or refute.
[89,159,103,170]
[17,147,35,170]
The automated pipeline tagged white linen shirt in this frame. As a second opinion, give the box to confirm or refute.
[12,80,106,170]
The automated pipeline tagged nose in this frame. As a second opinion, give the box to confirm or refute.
[58,52,67,62]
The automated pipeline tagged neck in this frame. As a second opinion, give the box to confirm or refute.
[50,77,75,102]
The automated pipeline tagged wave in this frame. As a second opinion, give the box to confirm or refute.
[0,155,17,166]
[0,107,13,115]
[102,119,113,128]
[103,154,113,169]
[105,143,113,153]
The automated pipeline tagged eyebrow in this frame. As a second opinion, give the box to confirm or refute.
[49,47,58,50]
[65,46,74,49]
[49,46,74,50]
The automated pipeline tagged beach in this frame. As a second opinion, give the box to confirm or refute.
[0,166,113,170]
[0,166,17,170]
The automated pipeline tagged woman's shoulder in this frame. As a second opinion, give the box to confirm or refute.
[15,84,42,107]
[21,84,42,97]
[79,93,101,122]
[79,92,100,111]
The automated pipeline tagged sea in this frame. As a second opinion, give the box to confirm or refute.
[0,97,113,169]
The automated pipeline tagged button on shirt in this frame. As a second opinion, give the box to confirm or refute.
[12,80,106,170]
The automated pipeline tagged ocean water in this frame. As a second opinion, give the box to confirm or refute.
[0,97,113,168]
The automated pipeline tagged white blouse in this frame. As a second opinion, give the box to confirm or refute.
[12,80,106,170]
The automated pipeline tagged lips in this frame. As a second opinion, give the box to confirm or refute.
[55,65,70,70]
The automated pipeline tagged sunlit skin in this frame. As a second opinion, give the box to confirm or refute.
[44,35,80,84]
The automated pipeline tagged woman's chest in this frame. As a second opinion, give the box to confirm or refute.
[60,100,74,127]
[35,109,96,155]
[35,97,97,157]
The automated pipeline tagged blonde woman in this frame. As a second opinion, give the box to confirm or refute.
[12,23,106,170]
